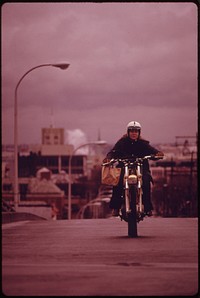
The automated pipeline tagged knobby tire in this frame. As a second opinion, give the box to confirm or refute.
[128,186,138,238]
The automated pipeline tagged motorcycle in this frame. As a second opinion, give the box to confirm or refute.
[102,155,162,238]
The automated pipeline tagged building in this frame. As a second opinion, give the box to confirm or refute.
[2,126,104,218]
[42,127,64,145]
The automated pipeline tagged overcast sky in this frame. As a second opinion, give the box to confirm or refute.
[2,2,198,147]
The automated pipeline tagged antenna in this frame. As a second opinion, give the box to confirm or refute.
[50,108,55,128]
[98,128,101,141]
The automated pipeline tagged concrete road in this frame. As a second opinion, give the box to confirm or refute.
[2,217,198,296]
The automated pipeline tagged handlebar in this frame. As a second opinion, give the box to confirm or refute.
[102,154,163,166]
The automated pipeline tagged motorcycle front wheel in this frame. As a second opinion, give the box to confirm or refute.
[128,186,138,238]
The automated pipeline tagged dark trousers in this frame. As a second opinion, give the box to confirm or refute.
[109,172,153,212]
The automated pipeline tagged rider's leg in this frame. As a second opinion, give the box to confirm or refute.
[142,174,153,213]
[109,168,124,211]
[109,185,123,209]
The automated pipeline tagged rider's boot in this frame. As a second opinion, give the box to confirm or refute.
[112,209,120,217]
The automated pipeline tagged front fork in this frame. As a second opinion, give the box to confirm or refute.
[124,164,131,213]
[137,164,143,213]
[121,162,145,223]
[124,164,143,214]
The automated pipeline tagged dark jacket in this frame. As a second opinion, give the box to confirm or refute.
[106,134,160,173]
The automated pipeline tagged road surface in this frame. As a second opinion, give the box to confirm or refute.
[2,217,198,296]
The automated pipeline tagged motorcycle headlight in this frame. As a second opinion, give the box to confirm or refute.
[128,174,137,184]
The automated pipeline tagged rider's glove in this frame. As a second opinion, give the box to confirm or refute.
[155,151,164,159]
[103,158,111,163]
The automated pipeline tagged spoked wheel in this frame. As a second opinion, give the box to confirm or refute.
[119,186,138,237]
[119,207,137,237]
[128,186,138,238]
[128,212,137,237]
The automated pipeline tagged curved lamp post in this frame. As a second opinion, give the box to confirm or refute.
[14,62,70,210]
[68,140,107,220]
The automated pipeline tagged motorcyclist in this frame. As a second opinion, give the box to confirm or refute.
[103,121,164,217]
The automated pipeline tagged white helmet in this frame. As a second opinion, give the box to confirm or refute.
[127,121,141,131]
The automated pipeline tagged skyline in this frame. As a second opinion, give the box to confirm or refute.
[2,3,198,146]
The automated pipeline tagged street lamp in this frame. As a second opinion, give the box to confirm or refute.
[68,140,107,220]
[14,62,70,210]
